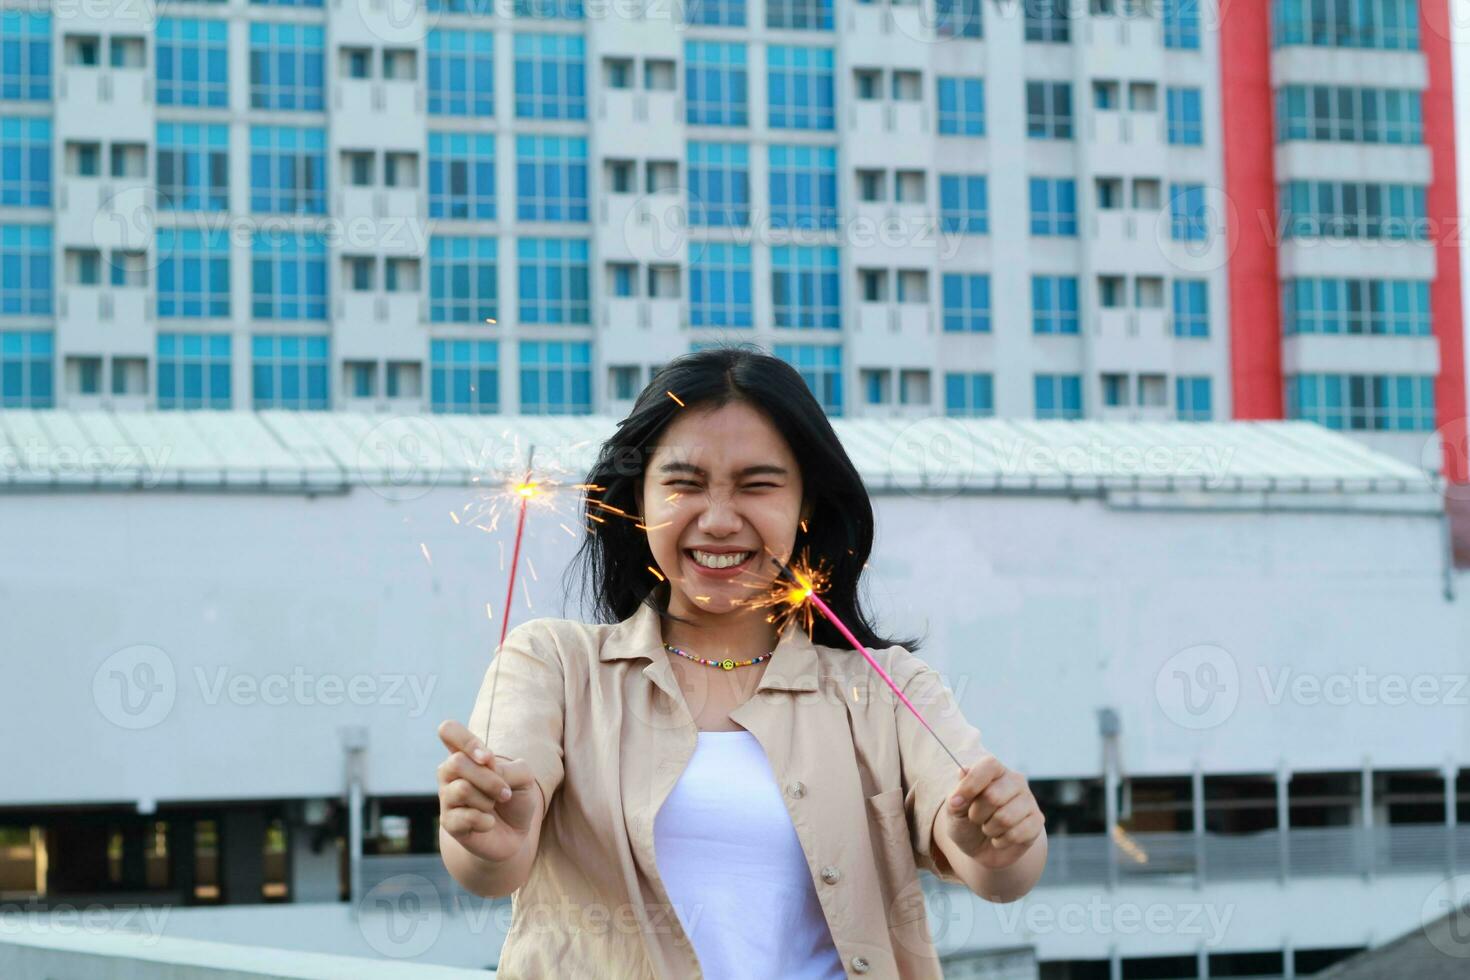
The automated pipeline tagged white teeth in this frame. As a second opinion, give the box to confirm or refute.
[691,550,751,569]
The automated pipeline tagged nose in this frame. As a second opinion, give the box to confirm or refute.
[696,492,743,537]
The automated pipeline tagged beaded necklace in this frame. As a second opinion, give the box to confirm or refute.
[662,642,773,671]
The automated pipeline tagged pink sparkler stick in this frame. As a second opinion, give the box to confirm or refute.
[770,556,964,770]
[484,444,536,745]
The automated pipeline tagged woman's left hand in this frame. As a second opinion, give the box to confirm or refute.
[940,754,1045,870]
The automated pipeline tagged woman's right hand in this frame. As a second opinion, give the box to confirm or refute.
[436,720,540,865]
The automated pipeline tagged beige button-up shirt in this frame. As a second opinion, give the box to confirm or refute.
[467,584,986,979]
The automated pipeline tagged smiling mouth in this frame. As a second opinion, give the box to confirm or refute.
[685,549,756,571]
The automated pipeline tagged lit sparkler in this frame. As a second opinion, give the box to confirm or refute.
[484,443,539,744]
[766,552,964,770]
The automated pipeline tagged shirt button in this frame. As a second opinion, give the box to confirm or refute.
[851,955,871,974]
[788,781,806,799]
[820,865,841,884]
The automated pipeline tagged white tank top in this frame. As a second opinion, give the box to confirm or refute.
[653,730,846,980]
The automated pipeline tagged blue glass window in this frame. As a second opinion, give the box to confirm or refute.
[1163,0,1200,49]
[0,117,50,207]
[1276,85,1422,144]
[157,18,227,108]
[690,243,753,328]
[0,330,52,407]
[1032,275,1079,334]
[157,123,230,211]
[250,126,326,214]
[1035,373,1082,419]
[1025,80,1073,139]
[1,12,51,101]
[937,76,984,136]
[157,228,230,318]
[252,334,329,409]
[767,45,834,131]
[1166,86,1203,145]
[1175,376,1212,421]
[687,142,750,227]
[251,232,328,320]
[513,33,585,120]
[945,373,994,417]
[519,340,591,415]
[683,0,746,27]
[432,339,500,414]
[1279,180,1428,240]
[1029,178,1077,235]
[768,144,837,230]
[1170,182,1209,241]
[685,41,748,127]
[430,132,496,220]
[939,174,988,234]
[0,225,50,315]
[1172,279,1209,337]
[517,237,590,324]
[771,245,840,330]
[249,23,324,111]
[936,0,983,38]
[1272,0,1418,51]
[1286,372,1434,431]
[941,273,990,333]
[774,343,841,415]
[514,0,584,19]
[516,135,588,222]
[157,333,232,409]
[430,237,498,323]
[1281,277,1430,336]
[428,30,494,117]
[766,0,831,29]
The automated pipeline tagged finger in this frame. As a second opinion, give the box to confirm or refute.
[990,812,1044,850]
[439,752,513,801]
[494,756,536,792]
[445,777,501,814]
[967,772,1026,829]
[437,720,494,767]
[979,793,1032,839]
[964,775,1023,828]
[948,756,1008,815]
[443,805,497,837]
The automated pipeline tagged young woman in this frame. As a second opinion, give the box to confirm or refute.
[436,346,1046,978]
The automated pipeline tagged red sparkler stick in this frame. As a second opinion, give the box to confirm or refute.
[770,555,964,770]
[484,444,536,745]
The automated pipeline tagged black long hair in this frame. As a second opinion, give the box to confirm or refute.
[562,344,919,652]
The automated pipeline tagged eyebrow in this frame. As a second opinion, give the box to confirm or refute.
[657,462,790,478]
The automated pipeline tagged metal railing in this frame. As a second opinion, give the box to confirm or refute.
[1040,824,1470,887]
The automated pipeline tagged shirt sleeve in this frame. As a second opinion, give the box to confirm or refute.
[888,645,987,886]
[465,619,567,812]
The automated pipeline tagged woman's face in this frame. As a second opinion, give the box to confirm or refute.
[637,401,809,616]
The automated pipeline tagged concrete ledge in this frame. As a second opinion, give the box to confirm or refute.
[0,929,493,979]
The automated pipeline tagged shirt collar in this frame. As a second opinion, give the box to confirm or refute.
[602,582,820,693]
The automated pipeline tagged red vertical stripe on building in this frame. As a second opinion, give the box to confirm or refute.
[1219,0,1282,419]
[1420,1,1468,483]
